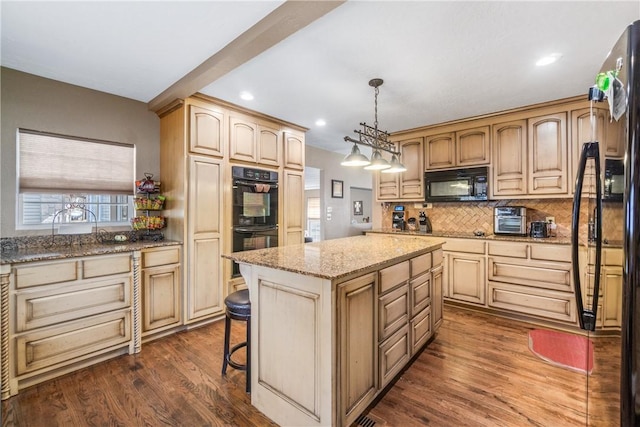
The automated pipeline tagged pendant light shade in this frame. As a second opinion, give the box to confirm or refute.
[381,154,407,173]
[363,150,391,170]
[341,143,371,166]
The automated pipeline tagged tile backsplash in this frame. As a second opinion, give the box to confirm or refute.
[381,199,623,241]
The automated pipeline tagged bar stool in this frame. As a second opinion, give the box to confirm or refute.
[221,289,251,393]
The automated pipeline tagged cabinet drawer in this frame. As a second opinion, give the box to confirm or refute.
[603,249,623,266]
[379,261,410,294]
[83,254,131,279]
[410,253,431,277]
[410,273,431,317]
[443,239,485,254]
[15,260,78,289]
[410,306,432,356]
[142,246,180,268]
[379,324,410,388]
[488,258,571,292]
[488,242,527,259]
[16,310,131,374]
[16,276,132,332]
[530,244,571,263]
[379,284,409,341]
[488,282,576,323]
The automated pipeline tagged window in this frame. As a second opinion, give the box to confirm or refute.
[17,129,135,229]
[306,197,321,242]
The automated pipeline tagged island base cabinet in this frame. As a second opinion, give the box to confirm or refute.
[379,324,410,388]
[338,273,378,427]
[410,306,432,356]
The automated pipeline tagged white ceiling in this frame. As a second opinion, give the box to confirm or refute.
[2,1,639,155]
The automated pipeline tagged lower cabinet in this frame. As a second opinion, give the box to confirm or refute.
[337,247,444,427]
[141,246,182,338]
[338,273,377,427]
[444,239,486,305]
[8,253,135,396]
[583,248,623,329]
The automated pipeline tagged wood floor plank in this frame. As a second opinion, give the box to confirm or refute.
[1,305,619,427]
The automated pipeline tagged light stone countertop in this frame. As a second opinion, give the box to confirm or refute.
[223,234,445,280]
[1,240,182,265]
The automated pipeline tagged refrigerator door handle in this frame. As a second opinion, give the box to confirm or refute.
[571,141,603,331]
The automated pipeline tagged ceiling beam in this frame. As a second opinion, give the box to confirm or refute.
[148,0,345,113]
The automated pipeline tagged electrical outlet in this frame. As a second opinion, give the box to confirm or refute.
[545,216,555,223]
[424,203,433,209]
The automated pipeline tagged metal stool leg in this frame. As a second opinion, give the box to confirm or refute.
[246,314,251,393]
[221,314,231,375]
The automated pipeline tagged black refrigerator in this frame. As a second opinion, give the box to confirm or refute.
[572,19,640,426]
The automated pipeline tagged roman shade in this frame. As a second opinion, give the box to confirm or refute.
[18,129,135,194]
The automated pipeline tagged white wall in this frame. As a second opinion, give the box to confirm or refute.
[305,145,373,240]
[0,67,160,237]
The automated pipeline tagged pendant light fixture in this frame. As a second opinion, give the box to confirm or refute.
[341,78,406,173]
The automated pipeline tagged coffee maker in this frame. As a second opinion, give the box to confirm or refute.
[392,206,406,230]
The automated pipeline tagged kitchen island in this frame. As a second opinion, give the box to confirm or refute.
[223,234,445,427]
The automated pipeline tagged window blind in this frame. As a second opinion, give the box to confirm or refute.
[307,197,320,219]
[18,129,135,194]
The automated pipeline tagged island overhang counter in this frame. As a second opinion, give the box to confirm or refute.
[223,234,445,427]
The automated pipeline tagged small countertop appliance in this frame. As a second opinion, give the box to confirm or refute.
[392,206,406,230]
[529,221,549,238]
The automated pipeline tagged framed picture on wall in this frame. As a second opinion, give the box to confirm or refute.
[331,180,343,198]
[353,201,363,215]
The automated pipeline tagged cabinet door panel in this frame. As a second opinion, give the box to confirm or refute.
[448,254,486,304]
[189,157,221,235]
[432,265,444,329]
[379,284,409,340]
[230,116,257,162]
[257,124,281,166]
[410,306,432,356]
[410,273,431,318]
[284,131,305,170]
[492,120,527,197]
[338,273,377,426]
[379,324,409,388]
[283,171,304,246]
[456,126,490,166]
[528,113,568,194]
[399,138,424,199]
[189,104,224,157]
[425,133,455,169]
[188,237,223,320]
[143,265,181,332]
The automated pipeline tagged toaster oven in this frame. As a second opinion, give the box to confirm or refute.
[494,207,527,235]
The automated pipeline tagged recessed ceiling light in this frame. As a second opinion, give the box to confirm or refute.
[315,119,326,127]
[536,53,563,66]
[240,91,254,101]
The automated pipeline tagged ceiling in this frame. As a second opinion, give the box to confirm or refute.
[2,1,639,156]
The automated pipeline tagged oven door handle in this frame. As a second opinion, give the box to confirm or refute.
[234,225,278,233]
[234,180,279,189]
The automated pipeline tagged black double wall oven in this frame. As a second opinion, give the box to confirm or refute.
[232,166,279,277]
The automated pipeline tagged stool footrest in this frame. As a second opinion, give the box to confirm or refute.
[226,342,247,371]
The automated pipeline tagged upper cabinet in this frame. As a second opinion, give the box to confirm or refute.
[375,137,424,201]
[283,130,305,170]
[189,104,225,158]
[492,120,527,197]
[527,113,568,195]
[425,125,490,170]
[229,114,282,167]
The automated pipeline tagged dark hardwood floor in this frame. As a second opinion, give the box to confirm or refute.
[2,305,620,427]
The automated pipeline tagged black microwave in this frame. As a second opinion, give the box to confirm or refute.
[424,167,488,202]
[604,158,624,201]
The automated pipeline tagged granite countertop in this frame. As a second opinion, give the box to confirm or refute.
[1,240,182,265]
[223,234,445,280]
[367,228,574,245]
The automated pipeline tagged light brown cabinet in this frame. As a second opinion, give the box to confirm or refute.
[283,130,305,170]
[189,104,225,158]
[141,246,182,338]
[338,272,377,427]
[9,254,134,395]
[282,170,304,246]
[527,113,568,195]
[583,248,623,329]
[376,137,425,201]
[492,120,527,197]
[444,239,486,305]
[425,125,490,170]
[229,114,282,167]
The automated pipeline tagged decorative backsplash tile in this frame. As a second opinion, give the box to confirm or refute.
[381,199,623,241]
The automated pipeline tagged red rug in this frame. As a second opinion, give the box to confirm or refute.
[528,329,594,374]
